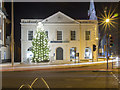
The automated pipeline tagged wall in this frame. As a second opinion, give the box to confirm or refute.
[21,20,99,63]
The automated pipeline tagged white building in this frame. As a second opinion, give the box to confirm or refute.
[21,0,99,64]
[21,11,99,64]
[0,1,10,63]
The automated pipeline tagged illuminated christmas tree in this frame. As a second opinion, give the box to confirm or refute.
[32,22,50,63]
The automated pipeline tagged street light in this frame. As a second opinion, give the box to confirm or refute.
[98,6,118,70]
[106,19,110,23]
[105,18,110,70]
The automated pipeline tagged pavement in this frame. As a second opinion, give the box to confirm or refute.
[0,59,119,72]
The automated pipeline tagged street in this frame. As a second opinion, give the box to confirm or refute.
[2,63,119,90]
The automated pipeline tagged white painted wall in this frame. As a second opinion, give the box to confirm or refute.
[79,23,98,61]
[21,23,37,63]
[21,12,99,64]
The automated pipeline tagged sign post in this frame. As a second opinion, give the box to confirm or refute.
[76,53,79,63]
[74,48,76,63]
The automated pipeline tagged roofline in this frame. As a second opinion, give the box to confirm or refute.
[42,11,79,24]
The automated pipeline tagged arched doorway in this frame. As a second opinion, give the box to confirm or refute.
[26,47,33,63]
[56,47,63,60]
[84,47,92,59]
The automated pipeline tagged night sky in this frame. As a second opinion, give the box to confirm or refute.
[4,2,118,47]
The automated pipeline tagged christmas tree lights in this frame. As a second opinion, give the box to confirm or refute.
[32,22,50,63]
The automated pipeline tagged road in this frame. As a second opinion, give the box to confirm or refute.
[2,63,119,90]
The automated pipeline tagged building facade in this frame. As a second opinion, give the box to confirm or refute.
[21,11,99,64]
[0,1,10,63]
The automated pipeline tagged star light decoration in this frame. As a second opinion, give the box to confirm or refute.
[37,22,44,31]
[34,22,45,38]
[98,6,118,31]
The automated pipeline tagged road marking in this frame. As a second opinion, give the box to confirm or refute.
[31,78,38,87]
[18,84,25,90]
[18,77,50,90]
[41,77,50,90]
[18,84,32,90]
[18,78,38,90]
[110,72,120,83]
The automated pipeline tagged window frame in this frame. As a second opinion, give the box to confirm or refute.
[57,31,62,40]
[45,31,48,38]
[28,30,33,41]
[71,31,76,41]
[85,31,91,40]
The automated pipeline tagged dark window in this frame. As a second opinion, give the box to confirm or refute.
[71,31,76,40]
[0,32,1,40]
[28,31,33,40]
[57,31,62,40]
[0,2,1,8]
[45,31,48,38]
[85,31,90,40]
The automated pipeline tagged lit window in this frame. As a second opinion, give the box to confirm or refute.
[28,31,33,40]
[0,16,1,26]
[70,47,76,59]
[57,31,62,40]
[71,31,76,40]
[85,31,90,40]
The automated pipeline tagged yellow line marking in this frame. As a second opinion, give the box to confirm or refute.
[31,78,38,87]
[18,78,38,90]
[18,85,25,90]
[28,84,33,90]
[41,77,50,90]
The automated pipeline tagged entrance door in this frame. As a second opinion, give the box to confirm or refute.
[56,47,63,60]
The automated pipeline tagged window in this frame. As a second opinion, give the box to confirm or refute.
[70,47,76,59]
[85,31,90,40]
[0,16,1,26]
[45,31,48,38]
[85,47,92,59]
[71,31,76,40]
[0,32,1,40]
[28,31,33,40]
[57,31,62,40]
[0,2,1,8]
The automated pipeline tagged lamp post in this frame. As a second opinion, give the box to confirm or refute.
[11,1,14,67]
[99,7,118,70]
[105,18,110,70]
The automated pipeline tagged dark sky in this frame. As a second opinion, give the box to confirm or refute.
[4,2,118,47]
